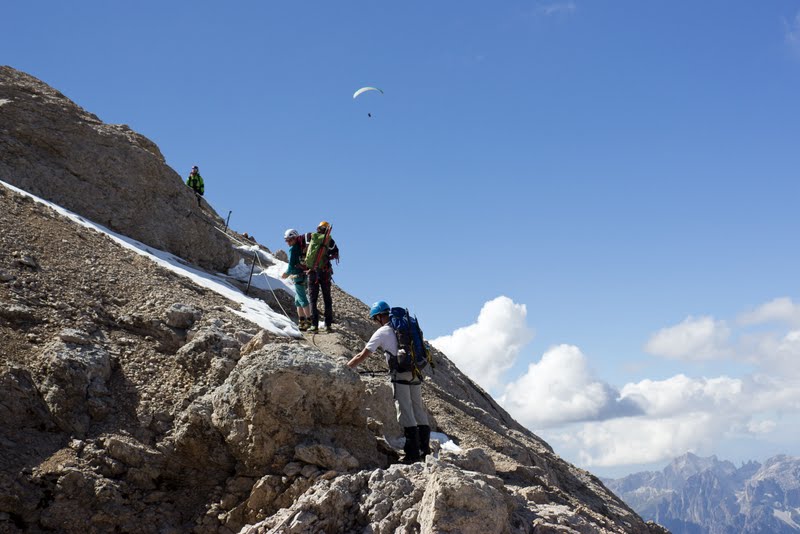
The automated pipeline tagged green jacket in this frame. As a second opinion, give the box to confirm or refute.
[187,172,204,195]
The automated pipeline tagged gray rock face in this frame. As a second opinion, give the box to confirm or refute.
[0,66,233,272]
[210,344,384,474]
[440,447,497,476]
[419,461,512,534]
[606,452,800,533]
[241,459,515,534]
[0,367,54,431]
[164,303,201,329]
[35,341,113,435]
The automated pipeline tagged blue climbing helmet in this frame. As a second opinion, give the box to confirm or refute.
[369,300,390,318]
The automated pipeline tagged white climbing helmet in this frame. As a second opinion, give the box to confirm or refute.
[284,228,299,240]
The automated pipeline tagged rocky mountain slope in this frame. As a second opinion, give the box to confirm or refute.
[0,66,232,272]
[0,66,667,533]
[605,453,800,533]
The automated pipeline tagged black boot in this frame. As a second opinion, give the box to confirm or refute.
[402,426,421,464]
[417,425,431,458]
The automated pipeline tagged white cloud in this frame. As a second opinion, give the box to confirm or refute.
[644,315,731,360]
[547,370,800,468]
[748,419,777,434]
[437,295,800,470]
[744,372,800,412]
[773,330,800,375]
[556,408,800,469]
[619,374,744,417]
[740,329,800,378]
[543,374,748,466]
[568,413,723,467]
[500,344,642,428]
[430,296,533,391]
[738,297,800,327]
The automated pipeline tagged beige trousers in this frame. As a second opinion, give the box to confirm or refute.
[393,371,429,428]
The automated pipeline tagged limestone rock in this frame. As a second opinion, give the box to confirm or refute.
[240,329,283,357]
[440,447,497,476]
[210,344,384,474]
[176,325,240,379]
[242,460,517,534]
[101,435,162,469]
[0,66,233,272]
[294,443,359,472]
[35,341,112,435]
[418,463,512,534]
[0,302,35,323]
[0,367,54,430]
[164,303,201,329]
[58,328,91,345]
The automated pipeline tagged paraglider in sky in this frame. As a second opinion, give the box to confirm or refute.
[353,87,383,118]
[353,86,383,99]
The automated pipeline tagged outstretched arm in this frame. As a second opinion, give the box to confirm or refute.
[347,348,372,368]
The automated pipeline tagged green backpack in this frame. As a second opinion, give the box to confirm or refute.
[305,227,331,270]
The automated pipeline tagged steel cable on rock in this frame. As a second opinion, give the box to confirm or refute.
[248,246,322,348]
[226,230,326,347]
[188,208,302,332]
[249,246,294,322]
[198,220,295,324]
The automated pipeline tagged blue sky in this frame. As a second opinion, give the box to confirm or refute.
[4,1,800,477]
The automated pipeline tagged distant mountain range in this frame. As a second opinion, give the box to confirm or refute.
[604,453,800,533]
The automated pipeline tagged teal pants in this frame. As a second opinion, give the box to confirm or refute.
[294,279,309,307]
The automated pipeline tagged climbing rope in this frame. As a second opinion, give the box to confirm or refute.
[249,246,294,321]
[186,207,319,342]
[190,211,296,324]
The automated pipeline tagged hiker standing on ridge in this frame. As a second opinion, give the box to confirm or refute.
[347,301,431,464]
[186,165,204,206]
[281,228,312,331]
[304,221,338,333]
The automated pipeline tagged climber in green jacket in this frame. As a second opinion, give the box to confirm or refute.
[186,165,204,206]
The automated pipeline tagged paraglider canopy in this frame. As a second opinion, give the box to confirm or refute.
[353,86,384,99]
